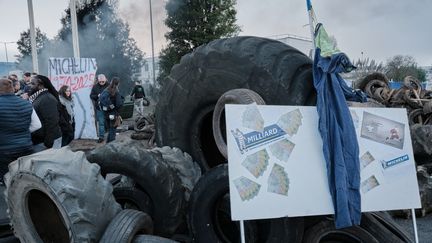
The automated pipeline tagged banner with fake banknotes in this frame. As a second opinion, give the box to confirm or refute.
[226,104,421,220]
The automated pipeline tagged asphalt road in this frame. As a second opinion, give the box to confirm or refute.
[394,213,432,242]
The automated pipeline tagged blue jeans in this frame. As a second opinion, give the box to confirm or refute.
[96,109,105,139]
[106,117,116,143]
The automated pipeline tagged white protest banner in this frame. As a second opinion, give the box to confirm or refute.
[226,105,421,220]
[48,57,98,139]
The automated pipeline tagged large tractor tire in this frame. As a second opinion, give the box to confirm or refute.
[4,147,121,243]
[151,146,201,200]
[87,140,186,237]
[156,36,315,171]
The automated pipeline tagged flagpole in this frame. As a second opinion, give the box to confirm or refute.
[306,0,316,51]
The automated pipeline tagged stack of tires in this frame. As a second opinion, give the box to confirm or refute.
[3,147,179,242]
[2,37,415,242]
[154,36,414,242]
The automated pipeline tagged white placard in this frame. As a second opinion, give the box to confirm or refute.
[48,57,98,139]
[226,105,421,221]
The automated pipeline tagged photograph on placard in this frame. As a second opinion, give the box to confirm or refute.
[361,175,380,193]
[360,112,405,149]
[360,151,375,169]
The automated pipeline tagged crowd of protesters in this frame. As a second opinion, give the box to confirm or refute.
[0,72,126,181]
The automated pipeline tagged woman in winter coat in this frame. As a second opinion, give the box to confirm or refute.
[58,85,75,146]
[103,77,123,143]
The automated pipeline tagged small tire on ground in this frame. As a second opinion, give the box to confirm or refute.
[87,140,186,237]
[134,117,147,132]
[4,147,121,242]
[99,209,153,243]
[133,235,178,243]
[303,219,379,243]
[212,89,266,159]
[156,36,316,171]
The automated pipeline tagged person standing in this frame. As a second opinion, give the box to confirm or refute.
[102,77,123,143]
[28,75,62,152]
[0,78,34,180]
[12,79,23,96]
[130,80,146,115]
[90,74,109,143]
[58,85,75,146]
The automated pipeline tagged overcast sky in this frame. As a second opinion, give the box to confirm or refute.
[0,0,430,66]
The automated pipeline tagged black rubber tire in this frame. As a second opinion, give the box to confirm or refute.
[259,217,304,243]
[360,213,404,243]
[303,219,379,243]
[354,72,389,91]
[131,132,153,140]
[0,236,19,243]
[370,212,413,243]
[87,140,186,237]
[410,124,432,165]
[99,209,153,243]
[156,36,315,171]
[134,117,147,132]
[113,187,154,216]
[188,164,258,243]
[403,76,422,94]
[188,164,304,243]
[212,89,266,159]
[151,146,201,200]
[408,108,425,125]
[4,147,121,243]
[133,235,177,243]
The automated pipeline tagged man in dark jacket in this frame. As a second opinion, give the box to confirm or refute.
[0,78,34,180]
[130,80,146,115]
[90,74,109,143]
[28,75,62,152]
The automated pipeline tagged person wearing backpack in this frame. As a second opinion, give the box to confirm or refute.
[130,80,146,115]
[90,74,109,143]
[100,77,123,143]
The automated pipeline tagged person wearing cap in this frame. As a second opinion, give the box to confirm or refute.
[90,74,109,143]
[28,75,62,151]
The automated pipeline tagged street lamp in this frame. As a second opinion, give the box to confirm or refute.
[0,41,15,62]
[149,0,156,84]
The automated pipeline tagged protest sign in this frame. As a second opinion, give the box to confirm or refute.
[226,105,421,220]
[49,57,98,139]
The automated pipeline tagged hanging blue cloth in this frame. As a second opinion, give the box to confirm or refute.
[313,24,367,229]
